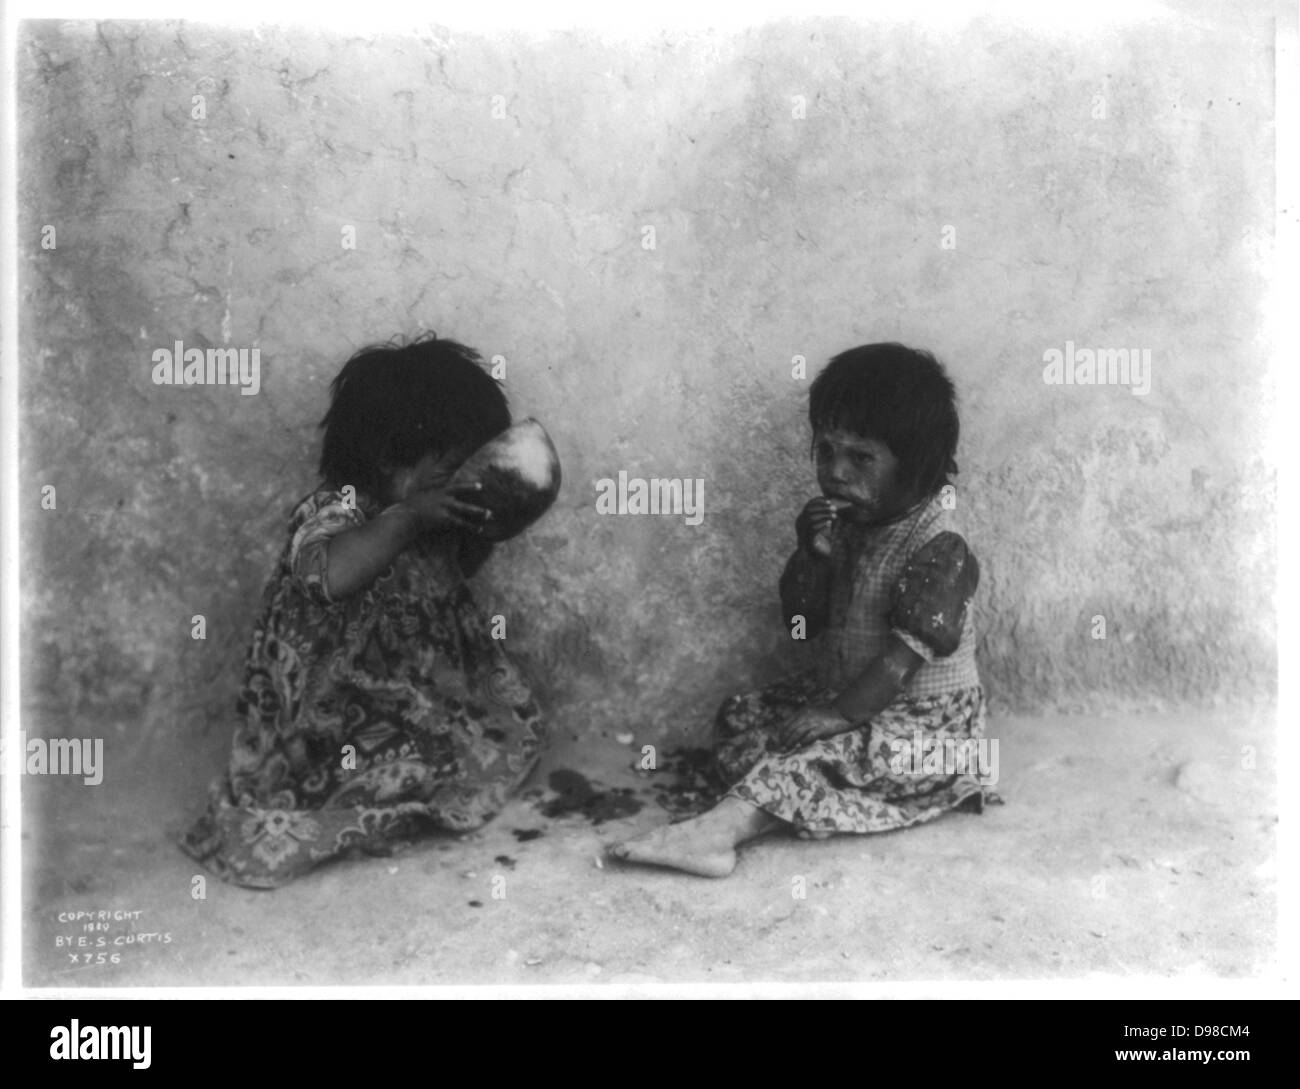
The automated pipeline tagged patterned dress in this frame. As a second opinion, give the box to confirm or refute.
[180,489,544,888]
[713,491,996,833]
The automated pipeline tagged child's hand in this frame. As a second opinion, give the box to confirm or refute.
[780,703,852,751]
[796,497,839,554]
[398,481,491,536]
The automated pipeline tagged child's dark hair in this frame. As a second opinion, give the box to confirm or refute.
[809,342,959,496]
[319,333,510,497]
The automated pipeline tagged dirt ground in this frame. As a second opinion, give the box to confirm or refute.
[22,707,1276,990]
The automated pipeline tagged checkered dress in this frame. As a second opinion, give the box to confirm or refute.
[712,492,995,835]
[821,493,979,698]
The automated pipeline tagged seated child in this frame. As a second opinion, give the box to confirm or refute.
[610,343,990,876]
[181,335,544,888]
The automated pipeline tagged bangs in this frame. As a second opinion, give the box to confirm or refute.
[318,334,510,496]
[809,343,959,495]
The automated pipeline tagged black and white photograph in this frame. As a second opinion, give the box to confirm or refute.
[2,0,1289,1005]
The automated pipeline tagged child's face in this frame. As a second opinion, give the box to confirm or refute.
[813,428,911,521]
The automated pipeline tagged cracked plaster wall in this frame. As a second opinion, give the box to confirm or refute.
[18,14,1275,750]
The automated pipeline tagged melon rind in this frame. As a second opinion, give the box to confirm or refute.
[451,418,562,541]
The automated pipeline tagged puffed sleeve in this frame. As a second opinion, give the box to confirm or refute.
[888,531,979,660]
[287,491,367,605]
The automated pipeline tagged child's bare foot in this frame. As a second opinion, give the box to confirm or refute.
[607,821,738,878]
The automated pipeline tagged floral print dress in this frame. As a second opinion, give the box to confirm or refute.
[713,492,996,833]
[180,489,544,888]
